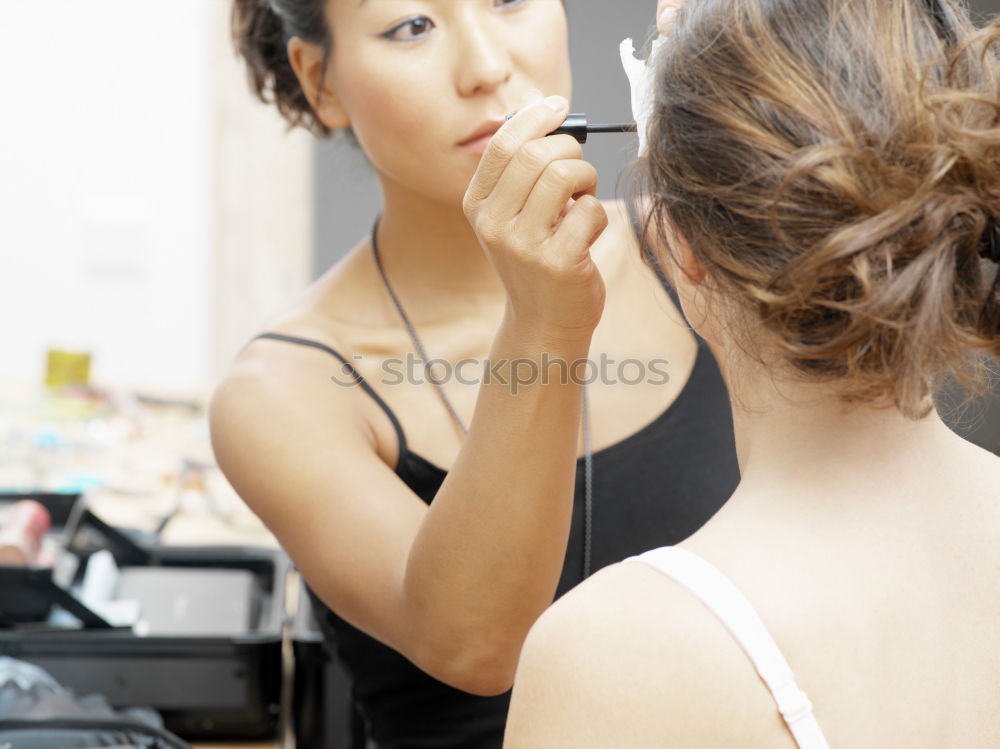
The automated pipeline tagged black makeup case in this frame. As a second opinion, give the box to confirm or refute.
[0,492,288,740]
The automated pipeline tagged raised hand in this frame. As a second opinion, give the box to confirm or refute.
[463,90,608,345]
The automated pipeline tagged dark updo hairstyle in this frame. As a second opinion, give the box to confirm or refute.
[232,0,334,138]
[639,0,1000,419]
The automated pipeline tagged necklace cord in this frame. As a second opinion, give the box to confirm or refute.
[371,217,470,437]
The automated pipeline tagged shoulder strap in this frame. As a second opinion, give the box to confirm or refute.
[250,332,408,456]
[628,547,831,749]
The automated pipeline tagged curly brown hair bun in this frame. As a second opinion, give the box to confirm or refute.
[231,0,333,138]
[642,0,1000,419]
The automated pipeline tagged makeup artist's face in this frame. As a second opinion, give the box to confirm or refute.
[323,0,572,206]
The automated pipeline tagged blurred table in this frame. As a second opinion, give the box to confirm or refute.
[0,381,276,545]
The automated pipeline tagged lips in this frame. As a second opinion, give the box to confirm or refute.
[458,118,506,148]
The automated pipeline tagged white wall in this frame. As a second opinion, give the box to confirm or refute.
[0,1,313,393]
[0,1,212,388]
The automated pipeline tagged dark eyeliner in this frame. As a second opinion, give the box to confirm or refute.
[380,15,433,42]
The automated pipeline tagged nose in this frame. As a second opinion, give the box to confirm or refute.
[453,14,512,97]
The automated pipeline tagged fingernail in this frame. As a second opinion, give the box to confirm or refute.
[522,87,543,106]
[544,95,568,112]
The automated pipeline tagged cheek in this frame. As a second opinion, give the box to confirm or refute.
[335,59,443,176]
[515,9,572,96]
[533,46,572,95]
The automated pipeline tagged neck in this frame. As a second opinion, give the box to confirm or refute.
[715,347,964,513]
[374,177,506,303]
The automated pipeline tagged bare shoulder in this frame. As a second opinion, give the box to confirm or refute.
[594,197,675,287]
[208,338,378,496]
[210,236,385,451]
[505,559,786,748]
[596,198,639,248]
[208,241,388,486]
[590,199,692,345]
[210,340,363,431]
[505,562,698,748]
[600,198,635,225]
[513,560,717,689]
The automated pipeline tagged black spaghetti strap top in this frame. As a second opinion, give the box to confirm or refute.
[250,276,740,749]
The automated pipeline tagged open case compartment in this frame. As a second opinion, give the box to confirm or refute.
[0,505,290,740]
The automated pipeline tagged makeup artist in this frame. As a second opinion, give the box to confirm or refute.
[210,1,735,747]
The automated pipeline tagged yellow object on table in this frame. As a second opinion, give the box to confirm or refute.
[44,349,92,389]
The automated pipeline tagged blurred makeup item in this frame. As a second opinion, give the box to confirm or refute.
[77,549,142,628]
[45,349,92,389]
[79,549,120,607]
[0,500,52,566]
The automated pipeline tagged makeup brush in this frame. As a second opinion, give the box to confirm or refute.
[505,113,638,144]
[551,114,637,144]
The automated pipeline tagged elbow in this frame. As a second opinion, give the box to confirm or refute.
[442,659,518,697]
[397,587,531,695]
[415,640,519,697]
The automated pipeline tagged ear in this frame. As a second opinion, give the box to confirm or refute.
[672,229,708,288]
[287,37,350,131]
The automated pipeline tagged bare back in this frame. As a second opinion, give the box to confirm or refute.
[509,437,1000,748]
[674,440,1000,747]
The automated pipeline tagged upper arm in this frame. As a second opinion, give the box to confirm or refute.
[208,354,427,657]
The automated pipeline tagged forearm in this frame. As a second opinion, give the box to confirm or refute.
[403,314,590,694]
[400,90,608,695]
